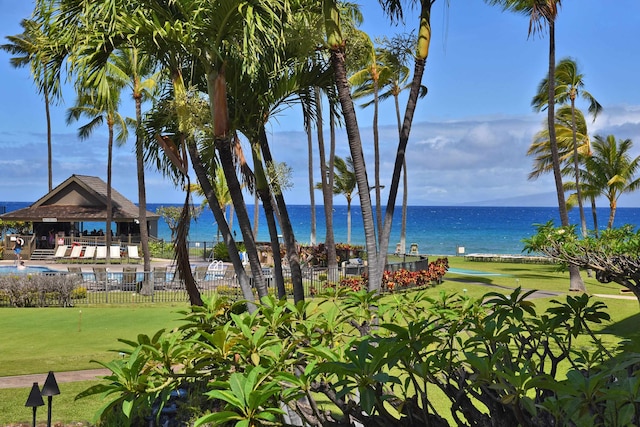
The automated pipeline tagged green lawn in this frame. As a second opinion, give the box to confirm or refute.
[1,259,639,425]
[0,303,188,376]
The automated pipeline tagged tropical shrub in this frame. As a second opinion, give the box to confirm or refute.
[0,274,83,307]
[77,284,635,426]
[526,222,640,303]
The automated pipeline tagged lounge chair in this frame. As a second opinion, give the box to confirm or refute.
[194,265,208,281]
[219,265,236,286]
[89,266,110,291]
[409,243,419,256]
[207,260,225,279]
[81,245,96,262]
[95,246,107,261]
[67,266,83,279]
[67,245,83,260]
[53,245,69,261]
[152,266,167,290]
[127,245,141,263]
[110,245,122,262]
[121,266,138,292]
[193,265,209,289]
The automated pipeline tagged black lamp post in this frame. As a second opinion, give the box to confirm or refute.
[25,382,44,427]
[41,371,60,427]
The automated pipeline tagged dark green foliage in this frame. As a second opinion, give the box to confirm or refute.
[78,289,640,426]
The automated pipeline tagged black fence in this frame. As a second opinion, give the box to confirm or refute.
[0,257,436,307]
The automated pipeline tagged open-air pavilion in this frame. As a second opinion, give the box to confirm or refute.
[0,174,159,260]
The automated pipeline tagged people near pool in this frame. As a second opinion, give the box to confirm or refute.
[12,236,25,265]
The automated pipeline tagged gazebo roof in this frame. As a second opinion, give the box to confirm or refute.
[0,174,159,222]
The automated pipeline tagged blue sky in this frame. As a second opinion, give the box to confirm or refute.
[1,1,639,207]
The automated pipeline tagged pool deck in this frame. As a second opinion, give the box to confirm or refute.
[0,257,210,273]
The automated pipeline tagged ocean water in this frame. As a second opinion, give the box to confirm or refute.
[4,201,640,255]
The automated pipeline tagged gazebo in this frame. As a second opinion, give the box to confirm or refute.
[1,174,159,258]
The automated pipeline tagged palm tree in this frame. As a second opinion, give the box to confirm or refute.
[190,166,233,243]
[583,135,640,229]
[110,45,159,283]
[332,156,357,244]
[532,57,602,238]
[488,0,585,292]
[323,0,436,292]
[66,74,128,264]
[354,33,425,254]
[376,1,436,289]
[1,18,63,192]
[528,106,601,233]
[348,31,385,236]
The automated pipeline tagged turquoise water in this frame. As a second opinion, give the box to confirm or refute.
[4,202,640,255]
[0,265,56,274]
[447,267,504,276]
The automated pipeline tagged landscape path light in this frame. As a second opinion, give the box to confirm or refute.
[25,382,44,427]
[41,370,60,427]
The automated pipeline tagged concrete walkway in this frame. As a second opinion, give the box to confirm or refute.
[0,369,111,389]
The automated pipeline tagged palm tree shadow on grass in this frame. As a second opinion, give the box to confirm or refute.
[599,312,640,352]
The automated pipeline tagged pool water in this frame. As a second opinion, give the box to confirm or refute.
[447,267,504,277]
[0,265,57,274]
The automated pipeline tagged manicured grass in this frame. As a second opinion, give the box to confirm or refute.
[0,381,102,426]
[0,303,188,376]
[1,258,639,425]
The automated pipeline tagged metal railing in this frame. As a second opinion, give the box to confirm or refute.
[0,258,435,307]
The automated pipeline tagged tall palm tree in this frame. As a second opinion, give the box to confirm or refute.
[528,106,601,232]
[583,135,640,229]
[66,74,128,264]
[532,57,602,238]
[488,0,585,292]
[110,45,159,282]
[1,18,63,192]
[376,1,436,289]
[348,31,385,237]
[323,0,436,292]
[354,33,425,254]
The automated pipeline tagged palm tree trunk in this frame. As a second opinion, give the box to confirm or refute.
[327,108,338,267]
[329,48,380,291]
[373,78,382,238]
[378,1,435,279]
[134,94,151,292]
[44,84,53,192]
[608,200,616,229]
[106,123,113,265]
[217,138,267,297]
[205,67,267,297]
[259,128,305,303]
[306,112,316,245]
[187,142,256,310]
[260,132,304,303]
[401,159,408,254]
[175,179,203,307]
[570,99,587,238]
[394,92,407,255]
[253,191,259,239]
[251,139,286,299]
[378,56,426,276]
[547,23,585,292]
[591,196,599,237]
[316,90,338,273]
[347,198,352,244]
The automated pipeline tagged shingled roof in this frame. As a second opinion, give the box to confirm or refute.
[0,174,159,222]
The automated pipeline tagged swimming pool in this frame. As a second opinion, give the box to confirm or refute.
[0,265,58,274]
[447,267,504,277]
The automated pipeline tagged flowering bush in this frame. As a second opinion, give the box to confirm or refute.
[335,258,449,293]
